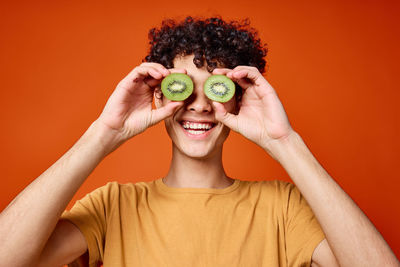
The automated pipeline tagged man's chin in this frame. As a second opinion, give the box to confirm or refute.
[183,148,212,159]
[175,144,218,160]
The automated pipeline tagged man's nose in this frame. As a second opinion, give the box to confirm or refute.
[185,88,212,113]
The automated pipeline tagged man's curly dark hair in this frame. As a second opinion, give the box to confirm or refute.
[144,16,268,74]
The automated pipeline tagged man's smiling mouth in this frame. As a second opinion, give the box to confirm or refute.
[180,120,216,135]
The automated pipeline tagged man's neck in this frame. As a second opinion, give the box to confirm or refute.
[163,144,234,189]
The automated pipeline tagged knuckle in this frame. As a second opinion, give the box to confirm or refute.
[141,62,164,69]
[251,66,259,72]
[140,62,154,66]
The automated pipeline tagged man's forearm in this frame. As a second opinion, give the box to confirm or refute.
[266,131,399,266]
[0,120,120,266]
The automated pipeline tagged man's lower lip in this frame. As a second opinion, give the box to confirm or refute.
[181,126,214,139]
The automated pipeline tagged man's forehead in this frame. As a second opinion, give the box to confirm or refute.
[173,54,197,68]
[172,54,226,72]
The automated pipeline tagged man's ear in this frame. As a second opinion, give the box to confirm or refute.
[154,87,163,108]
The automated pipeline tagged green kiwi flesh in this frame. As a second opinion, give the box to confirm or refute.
[161,73,193,101]
[204,75,235,102]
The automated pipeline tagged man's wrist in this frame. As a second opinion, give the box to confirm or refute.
[83,120,126,158]
[262,130,303,162]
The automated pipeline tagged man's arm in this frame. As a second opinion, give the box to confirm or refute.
[211,66,399,266]
[267,131,400,267]
[0,63,182,266]
[311,238,339,267]
[38,219,88,267]
[0,121,115,266]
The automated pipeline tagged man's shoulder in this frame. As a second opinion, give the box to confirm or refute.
[240,179,293,190]
[84,179,156,200]
[236,179,295,200]
[94,179,156,190]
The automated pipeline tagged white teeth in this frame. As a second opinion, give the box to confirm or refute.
[188,130,206,135]
[181,121,213,130]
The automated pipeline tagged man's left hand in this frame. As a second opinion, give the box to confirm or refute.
[212,66,295,155]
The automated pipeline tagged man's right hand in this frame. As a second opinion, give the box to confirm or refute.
[96,62,185,145]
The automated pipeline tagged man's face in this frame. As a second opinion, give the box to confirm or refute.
[155,54,237,159]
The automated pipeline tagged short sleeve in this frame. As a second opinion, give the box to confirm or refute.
[61,183,113,266]
[283,182,326,267]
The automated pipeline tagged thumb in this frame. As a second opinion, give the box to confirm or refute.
[150,101,183,126]
[212,102,239,132]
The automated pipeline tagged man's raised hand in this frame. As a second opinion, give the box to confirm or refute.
[212,66,294,155]
[97,62,184,144]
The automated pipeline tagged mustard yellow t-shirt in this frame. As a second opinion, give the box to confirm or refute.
[61,178,325,267]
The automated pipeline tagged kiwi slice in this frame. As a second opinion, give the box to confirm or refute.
[204,75,235,102]
[161,73,193,101]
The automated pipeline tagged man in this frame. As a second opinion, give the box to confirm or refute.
[0,16,398,267]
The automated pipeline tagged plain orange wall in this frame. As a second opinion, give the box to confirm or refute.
[1,0,399,261]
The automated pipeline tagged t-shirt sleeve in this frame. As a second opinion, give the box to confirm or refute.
[61,183,113,266]
[282,181,326,267]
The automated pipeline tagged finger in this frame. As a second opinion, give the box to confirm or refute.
[150,101,184,126]
[143,76,162,88]
[222,70,253,90]
[226,68,265,90]
[212,68,232,75]
[168,68,187,74]
[212,102,239,132]
[131,67,164,90]
[133,66,164,80]
[140,62,170,76]
[124,66,165,84]
[143,67,167,87]
[115,66,162,94]
[145,68,187,89]
[228,67,260,81]
[118,67,156,89]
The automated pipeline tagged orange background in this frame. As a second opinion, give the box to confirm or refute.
[1,0,399,262]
